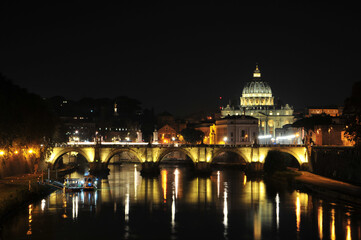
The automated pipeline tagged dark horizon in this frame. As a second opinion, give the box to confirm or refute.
[1,2,359,117]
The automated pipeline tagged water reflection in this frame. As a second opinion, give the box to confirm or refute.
[318,201,323,240]
[161,169,167,202]
[2,164,361,240]
[72,195,79,220]
[346,217,351,240]
[26,204,32,236]
[296,192,301,232]
[331,208,336,240]
[276,193,280,230]
[223,182,228,239]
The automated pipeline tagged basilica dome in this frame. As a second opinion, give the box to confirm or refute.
[240,64,274,107]
[242,80,272,97]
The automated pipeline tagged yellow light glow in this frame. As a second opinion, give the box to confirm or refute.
[0,151,4,156]
[296,193,301,232]
[161,170,167,201]
[14,150,19,154]
[330,209,335,240]
[318,203,323,240]
[174,169,179,199]
[346,218,351,240]
[28,149,33,154]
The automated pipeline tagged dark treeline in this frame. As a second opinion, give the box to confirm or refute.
[0,74,57,177]
[0,73,56,147]
[343,81,361,146]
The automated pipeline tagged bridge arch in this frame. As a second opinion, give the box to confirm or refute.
[274,148,306,166]
[104,148,143,166]
[51,148,92,169]
[263,149,303,169]
[156,147,196,164]
[211,148,249,164]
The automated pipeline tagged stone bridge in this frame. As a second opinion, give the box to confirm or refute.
[46,143,309,174]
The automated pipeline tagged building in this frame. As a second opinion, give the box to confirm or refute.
[213,115,259,145]
[221,64,294,143]
[157,124,179,144]
[308,118,354,146]
[306,106,343,117]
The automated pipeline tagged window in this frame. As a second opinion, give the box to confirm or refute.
[241,130,245,137]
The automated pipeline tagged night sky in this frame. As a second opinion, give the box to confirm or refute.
[0,1,359,117]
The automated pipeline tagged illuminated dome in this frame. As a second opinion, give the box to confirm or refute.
[240,64,274,107]
[242,81,272,97]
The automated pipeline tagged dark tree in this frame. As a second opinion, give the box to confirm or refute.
[0,73,57,147]
[292,115,332,131]
[343,81,361,146]
[180,128,204,144]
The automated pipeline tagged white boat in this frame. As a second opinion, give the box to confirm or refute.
[64,178,82,192]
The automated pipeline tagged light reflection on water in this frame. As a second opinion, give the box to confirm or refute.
[2,163,361,240]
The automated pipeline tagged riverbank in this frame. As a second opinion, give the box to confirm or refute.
[294,171,361,206]
[0,173,59,223]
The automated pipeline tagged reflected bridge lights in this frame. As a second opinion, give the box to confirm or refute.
[296,192,301,232]
[27,204,33,236]
[275,193,280,230]
[161,170,168,202]
[174,168,179,199]
[223,182,228,238]
[318,200,323,240]
[41,199,46,211]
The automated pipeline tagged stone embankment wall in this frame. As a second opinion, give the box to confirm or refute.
[0,181,55,222]
[311,146,361,185]
[0,156,35,179]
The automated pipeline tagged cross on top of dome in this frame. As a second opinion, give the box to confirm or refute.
[253,64,261,78]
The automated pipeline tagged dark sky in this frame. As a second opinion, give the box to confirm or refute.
[0,1,359,117]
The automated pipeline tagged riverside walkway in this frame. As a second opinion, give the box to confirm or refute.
[295,171,361,205]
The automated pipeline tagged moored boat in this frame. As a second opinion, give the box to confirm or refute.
[82,175,98,190]
[64,178,82,192]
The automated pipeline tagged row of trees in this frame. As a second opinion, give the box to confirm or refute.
[0,74,57,147]
[343,81,361,146]
[0,74,58,177]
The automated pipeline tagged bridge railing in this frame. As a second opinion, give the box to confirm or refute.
[54,142,305,148]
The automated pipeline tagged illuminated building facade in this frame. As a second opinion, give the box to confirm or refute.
[214,115,259,145]
[308,120,354,146]
[157,124,179,144]
[221,64,294,142]
[306,106,343,117]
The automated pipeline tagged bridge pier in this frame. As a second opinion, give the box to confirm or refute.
[140,162,160,176]
[245,162,264,174]
[89,162,109,177]
[194,162,212,176]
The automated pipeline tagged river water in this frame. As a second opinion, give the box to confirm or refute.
[1,164,361,240]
